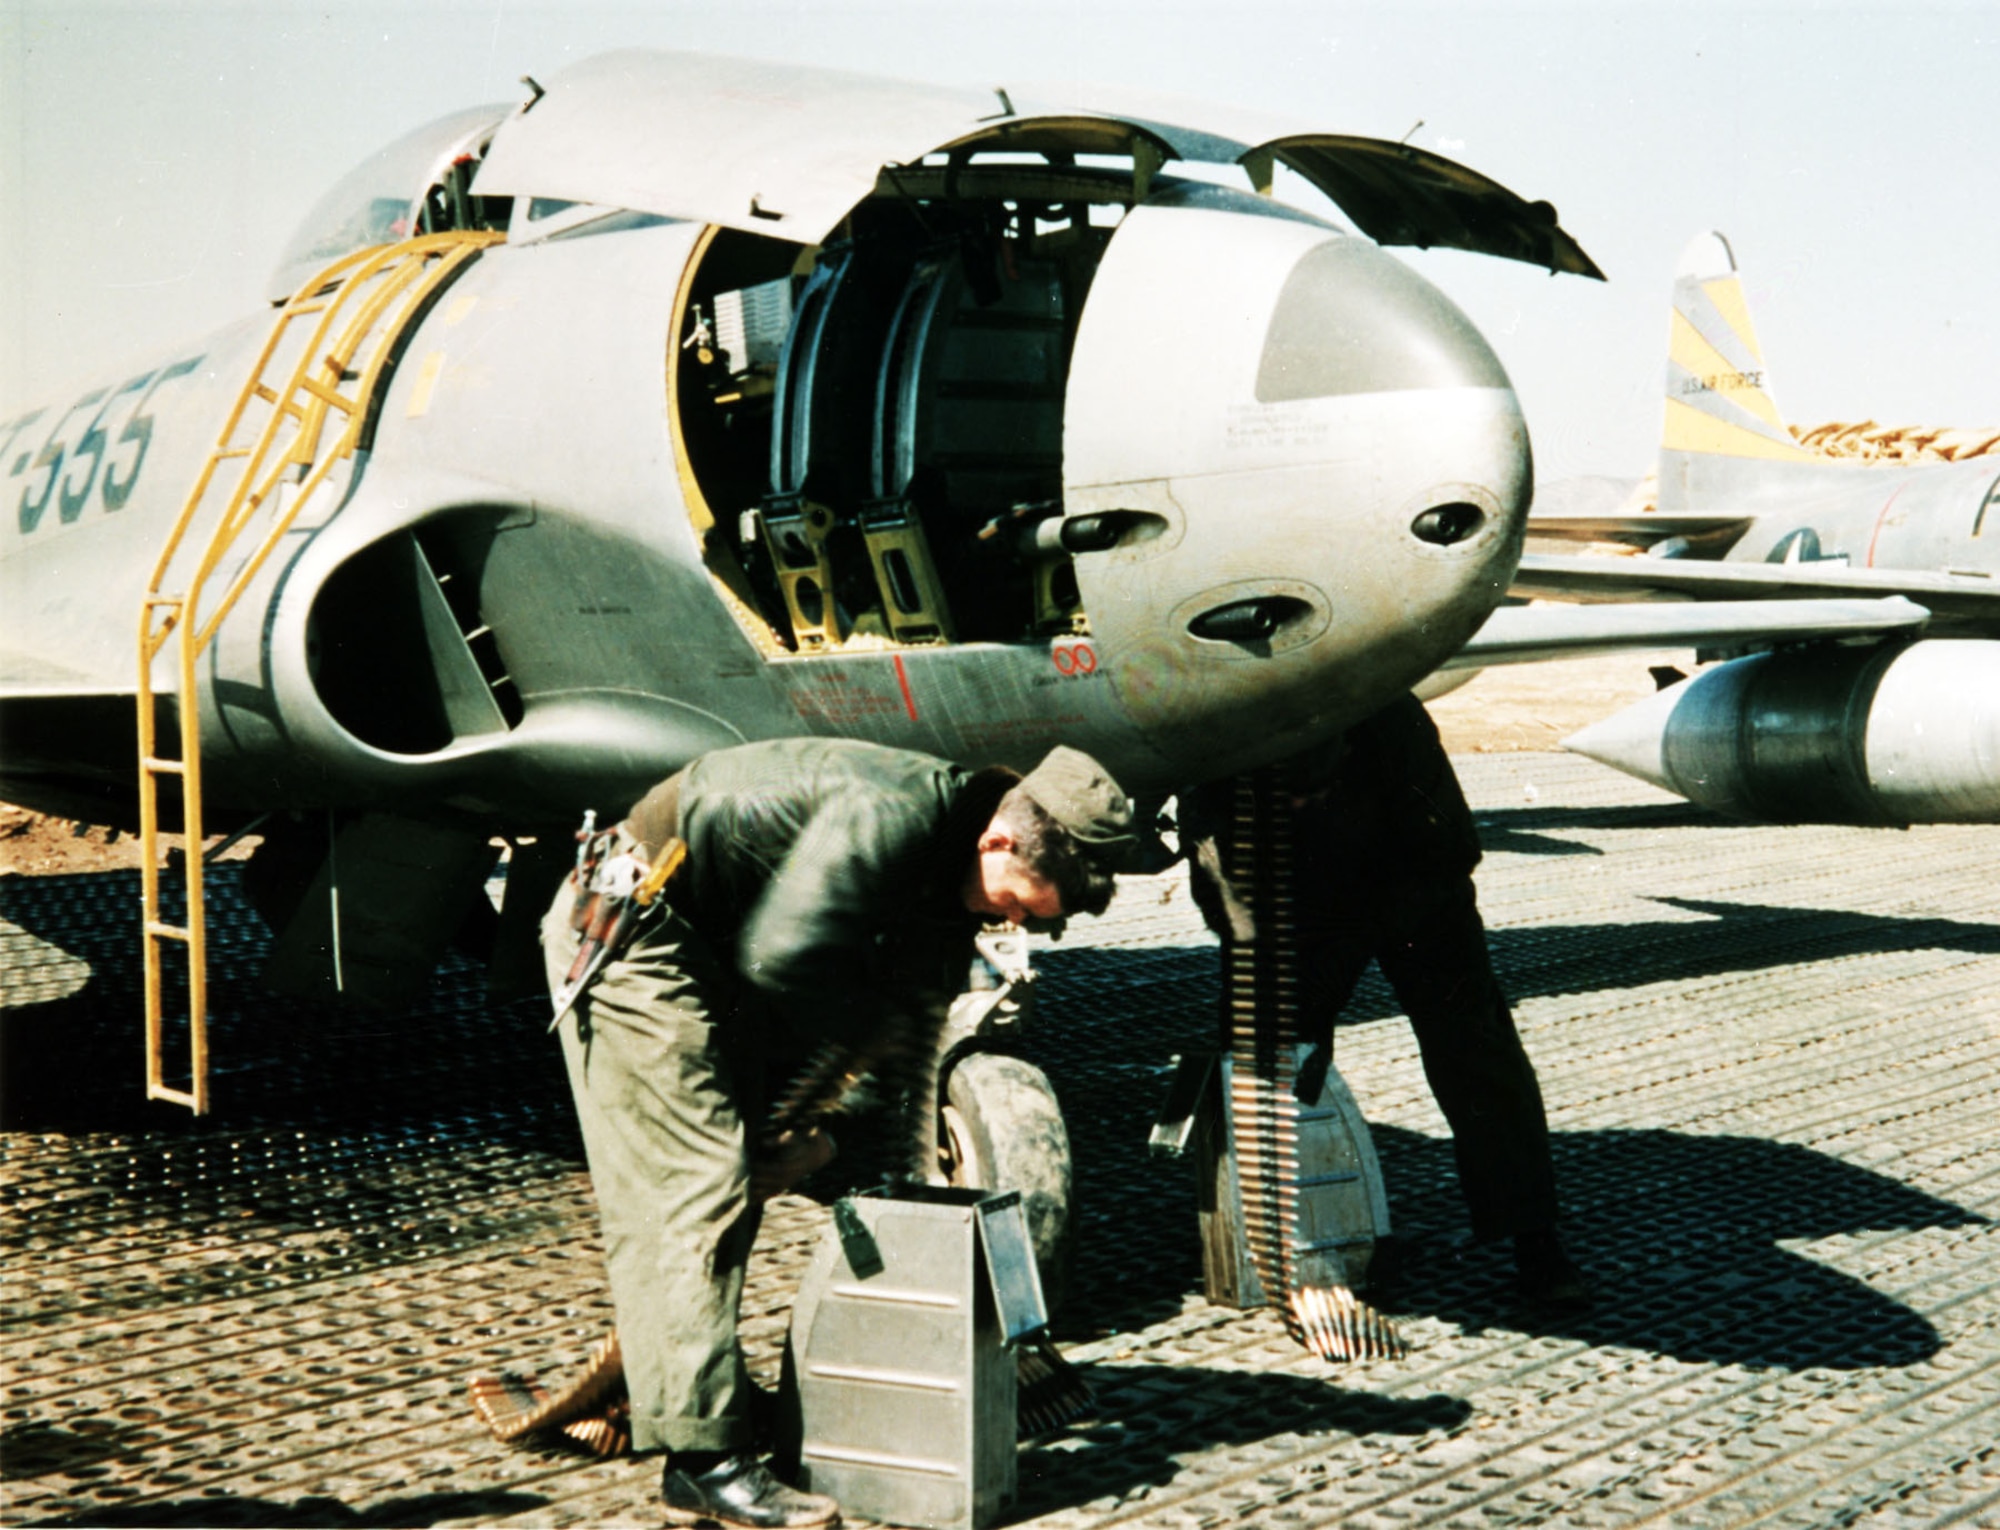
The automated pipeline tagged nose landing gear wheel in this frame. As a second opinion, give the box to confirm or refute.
[939,1051,1074,1316]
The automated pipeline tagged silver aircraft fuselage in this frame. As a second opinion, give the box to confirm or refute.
[3,52,1596,835]
[1,206,1522,825]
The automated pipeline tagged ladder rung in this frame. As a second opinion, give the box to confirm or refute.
[144,595,185,608]
[142,757,186,774]
[215,446,253,459]
[298,375,355,409]
[146,921,190,941]
[252,384,278,403]
[148,1083,199,1108]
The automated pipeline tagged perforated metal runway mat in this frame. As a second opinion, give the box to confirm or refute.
[4,754,1998,1528]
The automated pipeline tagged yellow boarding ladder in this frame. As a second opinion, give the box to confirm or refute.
[137,230,503,1113]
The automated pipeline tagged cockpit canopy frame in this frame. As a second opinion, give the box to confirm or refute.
[468,48,1601,277]
[267,102,514,304]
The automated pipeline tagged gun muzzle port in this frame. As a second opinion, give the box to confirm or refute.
[1187,595,1313,643]
[1015,509,1169,562]
[1410,502,1486,547]
[1062,515,1126,554]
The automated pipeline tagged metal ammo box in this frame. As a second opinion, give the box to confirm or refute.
[778,1185,1047,1530]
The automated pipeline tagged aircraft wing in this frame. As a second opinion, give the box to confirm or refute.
[0,651,135,699]
[1522,513,1752,550]
[0,650,148,824]
[1512,551,2000,628]
[1438,594,1931,670]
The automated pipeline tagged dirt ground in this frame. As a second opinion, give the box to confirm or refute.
[1426,646,1692,753]
[0,808,239,879]
[0,650,1688,878]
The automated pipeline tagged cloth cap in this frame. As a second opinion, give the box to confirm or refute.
[1018,746,1138,870]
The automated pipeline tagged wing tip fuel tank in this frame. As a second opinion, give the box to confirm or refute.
[1565,639,2000,825]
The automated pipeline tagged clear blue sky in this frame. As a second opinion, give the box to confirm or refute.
[2,0,1994,482]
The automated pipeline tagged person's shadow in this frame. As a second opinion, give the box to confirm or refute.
[1365,1123,1980,1371]
[1004,1115,1982,1518]
[1014,1369,1469,1517]
[1044,1108,1978,1375]
[0,865,577,1149]
[1029,904,1994,1365]
[17,1486,550,1528]
[1001,1102,1987,1521]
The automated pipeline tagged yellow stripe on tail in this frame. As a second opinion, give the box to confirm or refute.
[1663,232,1811,462]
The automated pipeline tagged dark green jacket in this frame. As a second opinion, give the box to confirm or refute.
[1184,693,1481,939]
[624,738,1009,1041]
[1291,692,1482,882]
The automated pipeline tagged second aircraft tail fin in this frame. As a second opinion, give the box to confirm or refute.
[1659,232,1812,508]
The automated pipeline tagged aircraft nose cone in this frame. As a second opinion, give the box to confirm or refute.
[1061,194,1530,780]
[1256,237,1515,401]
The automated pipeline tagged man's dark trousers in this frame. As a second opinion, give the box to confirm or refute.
[1297,871,1557,1240]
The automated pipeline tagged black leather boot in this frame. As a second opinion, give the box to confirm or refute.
[660,1452,841,1528]
[1514,1226,1592,1308]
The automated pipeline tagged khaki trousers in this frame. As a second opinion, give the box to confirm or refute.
[543,878,763,1453]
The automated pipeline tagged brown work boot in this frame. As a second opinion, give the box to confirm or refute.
[661,1452,840,1528]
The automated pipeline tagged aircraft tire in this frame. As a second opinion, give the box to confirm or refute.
[941,1051,1074,1316]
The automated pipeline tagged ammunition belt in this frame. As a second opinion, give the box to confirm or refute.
[761,998,948,1180]
[1222,763,1405,1364]
[468,1332,630,1457]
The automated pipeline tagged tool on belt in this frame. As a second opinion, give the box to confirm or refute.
[547,814,688,1032]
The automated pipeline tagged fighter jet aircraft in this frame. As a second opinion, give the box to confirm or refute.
[1513,232,2000,825]
[0,51,1949,1090]
[3,58,1963,1343]
[2,49,1621,1028]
